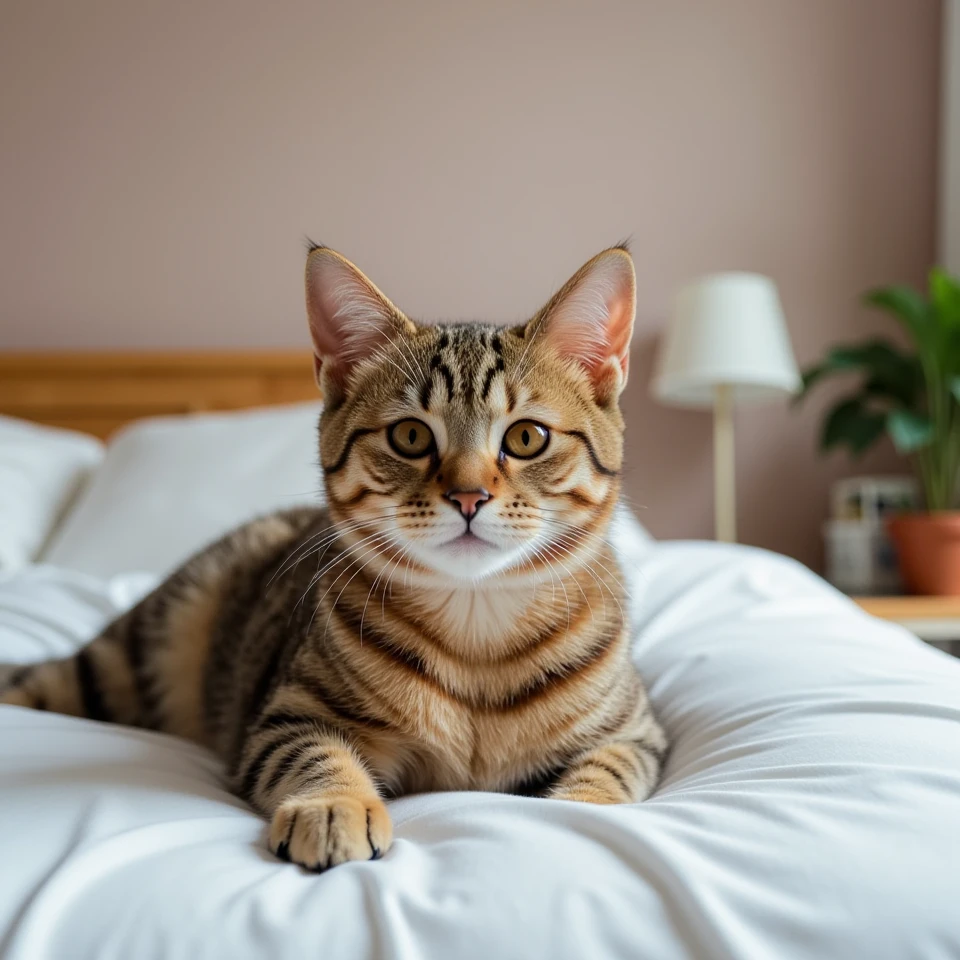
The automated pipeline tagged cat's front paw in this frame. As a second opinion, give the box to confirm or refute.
[269,793,392,870]
[547,783,625,805]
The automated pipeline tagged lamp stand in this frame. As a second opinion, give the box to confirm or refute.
[713,383,736,542]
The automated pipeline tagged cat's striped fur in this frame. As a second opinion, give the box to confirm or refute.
[1,245,666,870]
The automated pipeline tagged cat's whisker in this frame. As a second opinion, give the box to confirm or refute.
[375,334,419,385]
[536,515,619,552]
[382,541,412,615]
[316,533,401,639]
[382,321,426,383]
[536,540,594,626]
[387,326,427,384]
[543,534,624,622]
[510,540,553,596]
[268,527,346,586]
[514,313,546,380]
[523,543,570,630]
[536,522,627,596]
[268,517,376,587]
[281,522,382,594]
[270,509,398,581]
[292,530,394,617]
[537,517,622,559]
[360,537,407,637]
[369,343,418,391]
[302,531,398,632]
[361,557,391,633]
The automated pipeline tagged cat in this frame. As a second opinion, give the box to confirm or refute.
[1,244,667,871]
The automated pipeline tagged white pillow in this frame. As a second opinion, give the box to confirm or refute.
[42,403,325,579]
[0,416,104,571]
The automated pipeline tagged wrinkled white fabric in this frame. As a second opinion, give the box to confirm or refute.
[1,543,959,960]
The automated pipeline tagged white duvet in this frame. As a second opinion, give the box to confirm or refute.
[2,541,959,960]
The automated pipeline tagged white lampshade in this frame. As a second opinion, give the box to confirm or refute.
[652,272,801,408]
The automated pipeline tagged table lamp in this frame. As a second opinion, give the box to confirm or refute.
[651,273,800,543]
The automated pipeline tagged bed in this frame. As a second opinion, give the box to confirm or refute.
[1,353,959,960]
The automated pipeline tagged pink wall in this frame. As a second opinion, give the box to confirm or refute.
[0,0,941,568]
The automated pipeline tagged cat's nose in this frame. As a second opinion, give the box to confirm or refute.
[443,488,491,520]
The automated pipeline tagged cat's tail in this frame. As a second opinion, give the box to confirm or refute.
[0,612,143,724]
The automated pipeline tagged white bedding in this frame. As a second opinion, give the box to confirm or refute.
[2,542,960,959]
[0,416,103,572]
[41,404,325,579]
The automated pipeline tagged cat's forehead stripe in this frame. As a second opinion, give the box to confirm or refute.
[419,323,512,412]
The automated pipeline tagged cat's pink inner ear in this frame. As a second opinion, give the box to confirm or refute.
[535,248,637,397]
[305,248,410,386]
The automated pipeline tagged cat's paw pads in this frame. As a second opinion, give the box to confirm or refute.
[269,794,392,870]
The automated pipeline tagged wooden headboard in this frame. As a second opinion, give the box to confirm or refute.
[0,351,319,439]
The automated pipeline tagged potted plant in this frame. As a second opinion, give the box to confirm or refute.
[798,268,960,595]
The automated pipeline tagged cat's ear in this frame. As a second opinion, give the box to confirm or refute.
[305,246,415,395]
[525,247,636,404]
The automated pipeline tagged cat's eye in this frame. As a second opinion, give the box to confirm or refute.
[502,420,550,459]
[388,419,435,458]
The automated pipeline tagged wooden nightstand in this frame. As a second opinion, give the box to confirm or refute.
[854,596,960,652]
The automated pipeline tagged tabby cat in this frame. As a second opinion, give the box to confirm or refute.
[1,245,666,870]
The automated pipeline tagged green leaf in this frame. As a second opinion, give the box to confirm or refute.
[886,408,934,453]
[835,342,920,406]
[821,397,887,457]
[862,375,918,408]
[798,339,921,407]
[863,285,930,338]
[929,267,960,329]
[798,362,829,398]
[951,376,960,405]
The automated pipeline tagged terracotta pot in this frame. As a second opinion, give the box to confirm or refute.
[887,512,960,595]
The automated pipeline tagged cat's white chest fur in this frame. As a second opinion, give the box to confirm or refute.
[426,585,533,651]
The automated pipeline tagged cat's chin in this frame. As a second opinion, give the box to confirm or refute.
[405,534,524,583]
